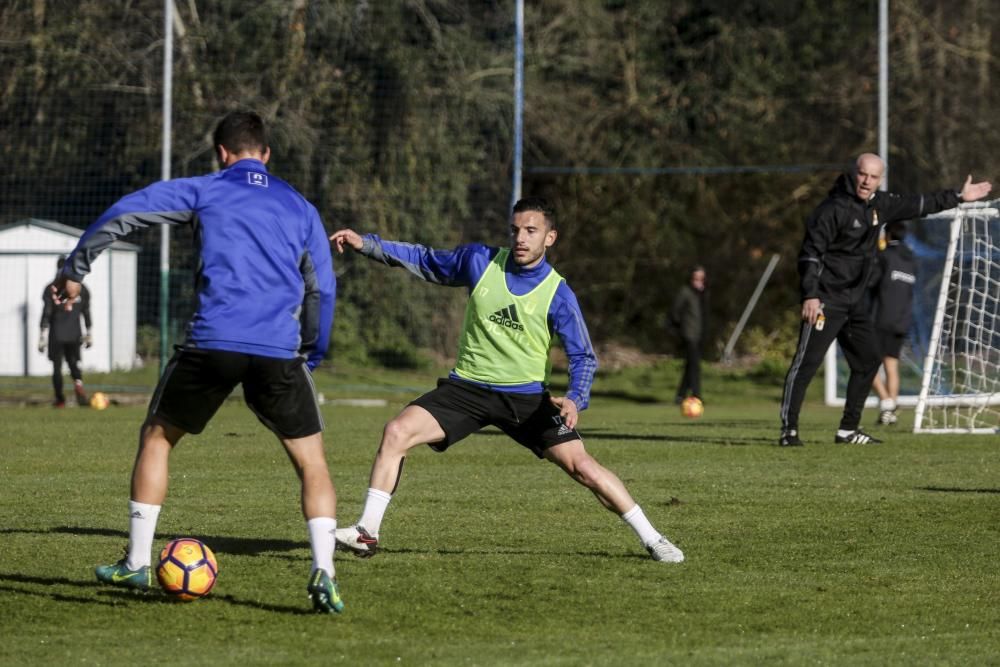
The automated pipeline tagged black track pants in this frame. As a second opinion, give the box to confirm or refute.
[676,339,702,399]
[779,307,881,433]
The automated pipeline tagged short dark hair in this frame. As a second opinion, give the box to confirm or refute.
[213,110,268,155]
[512,197,556,230]
[56,255,66,270]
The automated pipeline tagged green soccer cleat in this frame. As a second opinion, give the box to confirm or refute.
[95,558,153,591]
[307,569,344,614]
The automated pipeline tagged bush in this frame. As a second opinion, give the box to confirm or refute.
[739,310,802,381]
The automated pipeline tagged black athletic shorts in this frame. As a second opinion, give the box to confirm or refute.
[409,378,582,458]
[876,328,906,359]
[149,347,323,438]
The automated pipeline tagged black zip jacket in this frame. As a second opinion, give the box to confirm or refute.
[798,172,959,310]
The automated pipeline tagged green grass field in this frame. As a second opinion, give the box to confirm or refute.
[1,362,998,665]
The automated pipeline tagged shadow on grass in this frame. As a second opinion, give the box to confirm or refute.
[0,571,316,614]
[588,389,662,404]
[918,486,1000,494]
[584,429,774,446]
[0,573,121,607]
[0,526,308,556]
[474,426,774,446]
[378,546,654,561]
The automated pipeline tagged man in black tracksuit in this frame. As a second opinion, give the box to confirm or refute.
[869,221,917,426]
[40,256,92,407]
[778,153,991,446]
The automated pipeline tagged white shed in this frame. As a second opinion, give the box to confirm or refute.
[0,218,140,376]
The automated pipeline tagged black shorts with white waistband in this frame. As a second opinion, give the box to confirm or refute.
[409,378,581,458]
[148,347,323,439]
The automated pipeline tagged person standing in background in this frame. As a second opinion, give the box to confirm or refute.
[870,221,917,426]
[40,256,91,407]
[670,266,707,405]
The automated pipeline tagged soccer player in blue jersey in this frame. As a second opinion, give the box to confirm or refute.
[55,110,344,612]
[329,197,684,563]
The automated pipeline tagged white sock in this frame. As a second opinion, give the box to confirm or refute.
[357,488,392,536]
[836,429,856,437]
[880,398,896,411]
[125,500,161,569]
[307,517,337,577]
[621,504,662,548]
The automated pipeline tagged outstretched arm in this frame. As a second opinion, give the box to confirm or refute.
[876,175,992,223]
[64,179,199,283]
[330,229,487,287]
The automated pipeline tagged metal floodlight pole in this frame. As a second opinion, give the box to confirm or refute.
[510,0,524,213]
[827,0,890,406]
[159,0,173,376]
[878,0,889,191]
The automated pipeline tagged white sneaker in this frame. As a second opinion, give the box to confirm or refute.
[877,409,898,426]
[646,537,684,563]
[335,525,379,558]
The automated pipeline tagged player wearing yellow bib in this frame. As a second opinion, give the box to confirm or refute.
[329,198,683,563]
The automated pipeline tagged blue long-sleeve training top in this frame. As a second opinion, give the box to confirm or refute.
[64,159,335,369]
[360,234,598,410]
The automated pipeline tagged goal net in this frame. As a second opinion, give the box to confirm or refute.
[914,201,1000,433]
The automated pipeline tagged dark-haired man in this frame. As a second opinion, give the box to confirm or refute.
[329,198,684,563]
[56,110,343,613]
[40,256,92,407]
[778,153,991,446]
[670,265,707,404]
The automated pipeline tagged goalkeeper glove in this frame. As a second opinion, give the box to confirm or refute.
[83,334,93,349]
[38,330,47,353]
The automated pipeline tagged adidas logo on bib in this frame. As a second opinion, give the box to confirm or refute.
[489,304,525,331]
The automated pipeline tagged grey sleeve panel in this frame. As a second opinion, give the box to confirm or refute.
[360,237,451,285]
[65,210,193,281]
[360,236,377,257]
[298,249,320,356]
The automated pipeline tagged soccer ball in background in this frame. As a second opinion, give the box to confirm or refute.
[89,392,110,410]
[157,538,219,601]
[680,396,704,419]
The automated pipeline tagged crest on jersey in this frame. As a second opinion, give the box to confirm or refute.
[248,172,269,188]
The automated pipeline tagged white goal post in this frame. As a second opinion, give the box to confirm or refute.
[913,201,1000,433]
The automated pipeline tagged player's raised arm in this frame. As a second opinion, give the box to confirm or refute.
[333,230,484,288]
